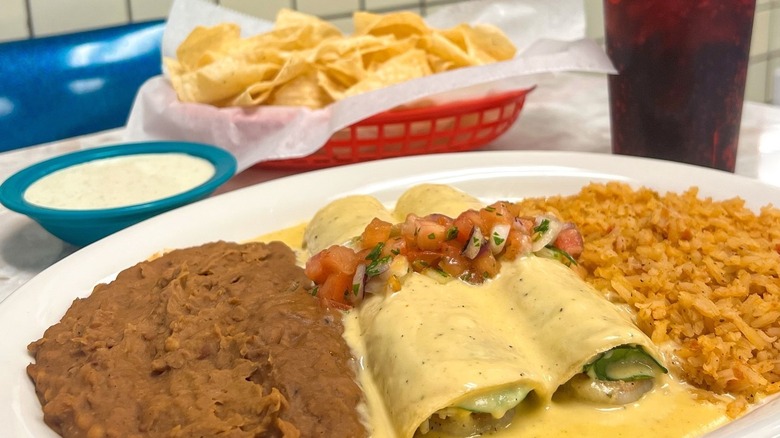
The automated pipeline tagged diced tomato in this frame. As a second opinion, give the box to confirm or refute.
[415,220,448,251]
[383,236,407,257]
[355,247,371,261]
[514,217,535,234]
[323,245,360,274]
[305,245,360,287]
[554,228,584,259]
[406,249,442,270]
[472,250,500,282]
[317,273,354,307]
[480,202,512,233]
[361,218,393,250]
[453,210,481,242]
[439,244,468,277]
[305,252,328,283]
[426,213,454,226]
[305,202,585,309]
[501,229,526,260]
[400,214,421,246]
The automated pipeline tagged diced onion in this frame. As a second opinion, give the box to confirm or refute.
[462,227,484,259]
[489,224,511,254]
[366,256,410,295]
[387,256,410,279]
[351,264,366,303]
[366,258,391,277]
[532,215,563,252]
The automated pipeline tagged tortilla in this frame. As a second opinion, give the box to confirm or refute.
[303,195,394,255]
[304,184,667,436]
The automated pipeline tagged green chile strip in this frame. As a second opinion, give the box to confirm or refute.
[584,346,668,381]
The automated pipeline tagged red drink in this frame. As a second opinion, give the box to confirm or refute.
[604,0,755,172]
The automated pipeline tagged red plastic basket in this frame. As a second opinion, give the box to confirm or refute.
[258,88,533,169]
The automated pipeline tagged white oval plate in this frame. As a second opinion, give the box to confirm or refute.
[2,151,779,437]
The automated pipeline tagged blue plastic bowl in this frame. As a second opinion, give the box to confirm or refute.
[0,141,236,246]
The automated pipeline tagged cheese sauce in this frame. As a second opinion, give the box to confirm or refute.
[506,379,729,438]
[24,153,215,210]
[254,222,309,264]
[403,377,729,438]
[340,259,731,437]
[393,184,484,220]
[257,219,732,438]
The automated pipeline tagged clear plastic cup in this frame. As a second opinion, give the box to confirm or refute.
[604,0,756,172]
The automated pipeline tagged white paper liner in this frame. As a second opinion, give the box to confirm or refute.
[125,0,615,171]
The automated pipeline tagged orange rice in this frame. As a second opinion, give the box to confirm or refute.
[515,182,780,415]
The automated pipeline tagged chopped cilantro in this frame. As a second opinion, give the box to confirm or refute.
[534,219,550,234]
[545,245,578,266]
[366,255,392,277]
[366,242,384,261]
[434,268,449,277]
[445,226,458,241]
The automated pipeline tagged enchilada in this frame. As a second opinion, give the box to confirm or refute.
[303,184,689,437]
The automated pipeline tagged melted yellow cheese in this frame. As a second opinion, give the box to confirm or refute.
[253,221,306,247]
[256,185,733,437]
[304,195,395,255]
[251,222,308,263]
[393,184,484,220]
[342,261,731,437]
[507,378,729,438]
[351,272,547,437]
[410,376,728,438]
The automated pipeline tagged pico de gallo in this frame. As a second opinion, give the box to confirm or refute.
[305,201,584,309]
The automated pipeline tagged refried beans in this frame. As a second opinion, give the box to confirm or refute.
[27,241,368,438]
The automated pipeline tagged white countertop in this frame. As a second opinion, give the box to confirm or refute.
[1,71,779,302]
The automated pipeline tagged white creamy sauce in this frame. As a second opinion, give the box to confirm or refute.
[24,153,215,210]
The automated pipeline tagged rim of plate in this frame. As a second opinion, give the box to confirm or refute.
[2,150,780,438]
